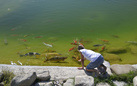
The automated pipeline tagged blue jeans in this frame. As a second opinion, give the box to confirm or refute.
[86,55,104,69]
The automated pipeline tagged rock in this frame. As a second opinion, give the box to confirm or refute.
[63,79,74,86]
[0,65,87,80]
[103,53,121,63]
[103,60,111,68]
[34,81,53,86]
[132,64,137,69]
[133,76,137,86]
[75,76,94,86]
[54,77,69,85]
[128,46,137,54]
[113,80,127,86]
[53,80,62,86]
[10,72,37,86]
[36,71,51,81]
[106,47,127,54]
[45,82,53,86]
[103,60,113,75]
[96,82,110,86]
[0,82,4,86]
[110,64,137,75]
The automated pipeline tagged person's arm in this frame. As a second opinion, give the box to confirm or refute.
[78,52,84,69]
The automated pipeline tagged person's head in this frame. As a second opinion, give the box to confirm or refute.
[78,45,84,50]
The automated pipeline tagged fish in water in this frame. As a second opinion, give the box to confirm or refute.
[24,35,30,37]
[11,61,17,65]
[69,46,76,52]
[70,43,79,45]
[17,60,23,65]
[126,41,137,45]
[44,56,67,62]
[99,39,109,43]
[4,38,8,45]
[43,42,53,47]
[20,39,27,42]
[41,53,62,57]
[93,44,104,47]
[112,35,119,38]
[20,52,40,57]
[71,40,79,45]
[35,36,42,38]
[102,46,105,50]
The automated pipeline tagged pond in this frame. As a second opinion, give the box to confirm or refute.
[0,0,137,66]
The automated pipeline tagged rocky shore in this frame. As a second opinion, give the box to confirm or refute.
[0,61,137,86]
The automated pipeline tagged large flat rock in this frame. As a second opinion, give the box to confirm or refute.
[0,64,87,80]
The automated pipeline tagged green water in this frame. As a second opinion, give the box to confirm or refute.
[0,0,137,66]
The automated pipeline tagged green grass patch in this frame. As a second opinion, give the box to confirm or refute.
[0,70,15,86]
[94,71,137,86]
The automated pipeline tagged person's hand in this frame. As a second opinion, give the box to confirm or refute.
[78,59,81,62]
[77,67,84,70]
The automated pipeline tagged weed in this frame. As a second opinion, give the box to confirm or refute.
[94,71,137,86]
[1,70,15,86]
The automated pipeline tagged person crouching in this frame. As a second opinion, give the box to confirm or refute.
[77,45,107,75]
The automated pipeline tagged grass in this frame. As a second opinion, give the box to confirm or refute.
[0,70,15,86]
[94,71,137,86]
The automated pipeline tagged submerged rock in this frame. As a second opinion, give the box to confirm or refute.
[128,46,137,54]
[103,53,121,63]
[106,47,127,54]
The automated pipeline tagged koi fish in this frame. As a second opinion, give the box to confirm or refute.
[41,53,62,57]
[99,39,109,43]
[74,40,77,43]
[11,61,17,65]
[43,42,53,47]
[20,39,27,42]
[70,40,78,45]
[44,49,56,53]
[102,46,105,50]
[20,52,40,57]
[126,41,137,45]
[112,35,119,38]
[78,42,84,46]
[70,43,79,45]
[4,38,8,45]
[93,44,104,47]
[35,36,42,38]
[72,55,80,60]
[24,35,30,37]
[44,56,67,62]
[69,46,76,52]
[17,60,22,65]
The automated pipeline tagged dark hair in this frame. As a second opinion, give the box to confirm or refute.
[78,45,84,50]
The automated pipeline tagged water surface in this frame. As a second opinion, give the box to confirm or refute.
[0,0,137,66]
